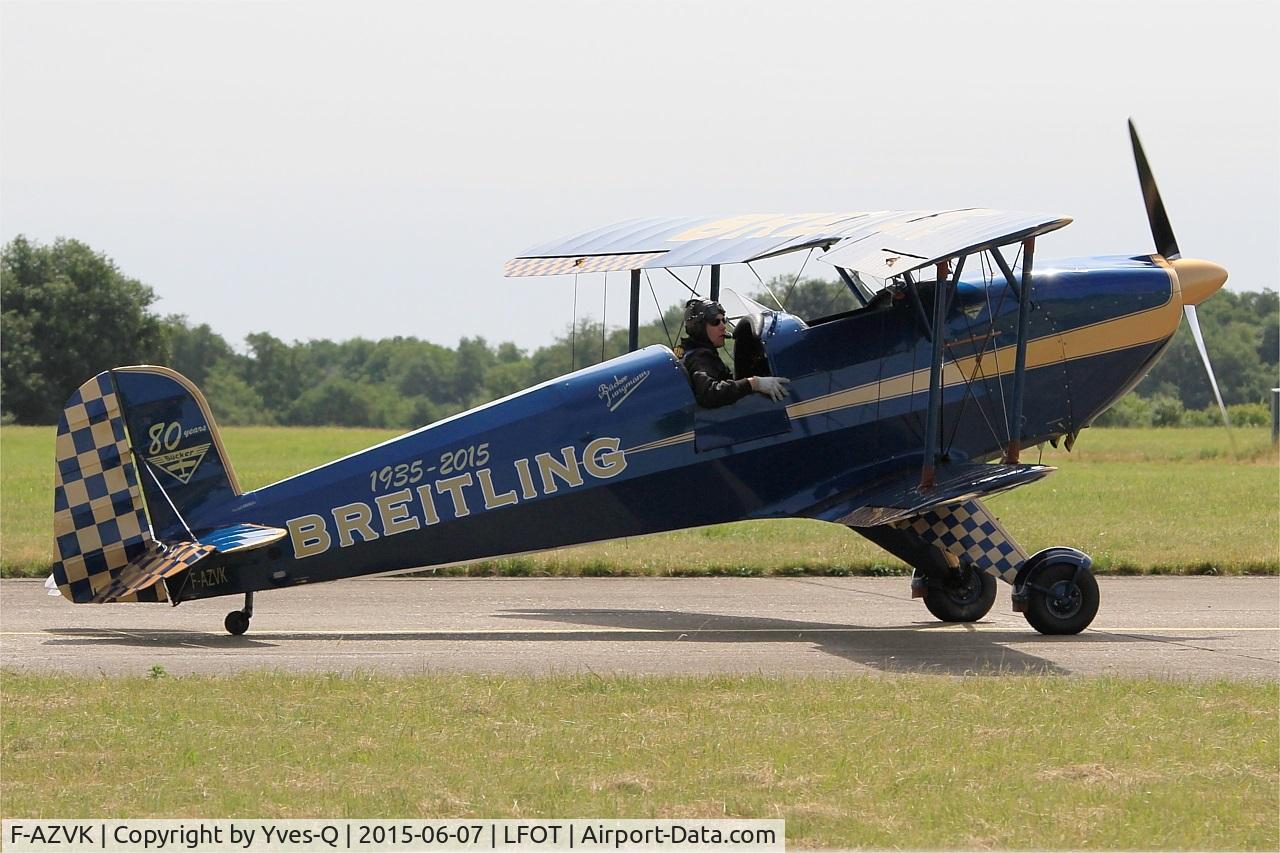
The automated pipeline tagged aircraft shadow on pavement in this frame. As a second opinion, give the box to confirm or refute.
[37,609,1201,676]
[495,608,1103,676]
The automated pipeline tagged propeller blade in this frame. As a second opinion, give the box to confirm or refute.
[1129,119,1181,260]
[1184,304,1236,453]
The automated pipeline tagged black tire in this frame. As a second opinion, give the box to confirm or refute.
[916,566,997,623]
[1023,561,1100,635]
[224,610,250,636]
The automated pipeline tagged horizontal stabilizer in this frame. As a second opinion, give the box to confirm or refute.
[196,523,287,554]
[85,526,284,602]
[804,462,1054,527]
[90,541,216,603]
[74,526,281,604]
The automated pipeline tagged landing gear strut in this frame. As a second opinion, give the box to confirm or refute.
[224,591,253,636]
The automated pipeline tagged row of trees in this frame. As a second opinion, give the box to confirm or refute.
[2,236,1276,427]
[0,236,694,426]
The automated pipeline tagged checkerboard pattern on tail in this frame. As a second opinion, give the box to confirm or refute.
[50,372,162,603]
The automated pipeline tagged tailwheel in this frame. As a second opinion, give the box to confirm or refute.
[1020,560,1099,635]
[914,565,997,623]
[224,591,254,636]
[224,610,250,636]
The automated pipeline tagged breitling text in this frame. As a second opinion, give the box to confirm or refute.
[287,436,627,559]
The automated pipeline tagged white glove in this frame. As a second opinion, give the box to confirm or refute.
[750,375,791,402]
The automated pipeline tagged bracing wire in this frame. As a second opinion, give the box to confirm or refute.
[780,248,814,311]
[600,271,608,363]
[816,270,854,318]
[645,270,674,348]
[943,338,1003,454]
[666,267,698,296]
[570,273,579,372]
[987,249,1014,443]
[143,461,196,540]
[904,285,926,444]
[746,262,785,311]
[942,254,1005,454]
[963,253,1008,447]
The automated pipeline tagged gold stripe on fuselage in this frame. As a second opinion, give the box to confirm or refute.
[625,264,1181,454]
[787,264,1181,422]
[627,432,696,454]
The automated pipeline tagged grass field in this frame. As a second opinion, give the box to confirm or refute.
[2,425,1276,577]
[1,672,1274,849]
[4,427,1277,849]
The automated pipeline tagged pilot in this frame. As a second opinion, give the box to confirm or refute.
[679,298,790,408]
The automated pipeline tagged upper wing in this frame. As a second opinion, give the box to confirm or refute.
[816,209,1071,279]
[505,209,1070,281]
[505,212,882,277]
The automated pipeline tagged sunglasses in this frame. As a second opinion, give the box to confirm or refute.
[707,316,726,327]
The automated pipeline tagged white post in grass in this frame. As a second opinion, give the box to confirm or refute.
[1271,388,1279,446]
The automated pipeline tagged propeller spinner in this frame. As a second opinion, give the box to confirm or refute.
[1129,119,1232,441]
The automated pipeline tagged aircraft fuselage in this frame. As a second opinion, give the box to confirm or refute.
[174,254,1180,601]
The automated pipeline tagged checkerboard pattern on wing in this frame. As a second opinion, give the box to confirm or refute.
[900,499,1027,582]
[51,372,157,603]
[503,252,665,277]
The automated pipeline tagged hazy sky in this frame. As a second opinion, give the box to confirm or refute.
[2,0,1277,352]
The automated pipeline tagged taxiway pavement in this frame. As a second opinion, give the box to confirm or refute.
[1,576,1276,678]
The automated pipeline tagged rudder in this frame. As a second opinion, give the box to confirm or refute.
[51,372,164,602]
[110,366,242,538]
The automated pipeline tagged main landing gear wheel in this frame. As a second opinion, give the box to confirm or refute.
[1022,561,1100,635]
[915,565,997,623]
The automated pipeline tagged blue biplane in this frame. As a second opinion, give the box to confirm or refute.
[46,122,1228,636]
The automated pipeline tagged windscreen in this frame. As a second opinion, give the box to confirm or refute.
[719,289,773,326]
[731,274,878,325]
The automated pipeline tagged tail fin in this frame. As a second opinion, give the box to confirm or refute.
[50,367,242,603]
[109,365,241,534]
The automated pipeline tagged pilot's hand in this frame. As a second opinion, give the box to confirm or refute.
[750,375,791,402]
